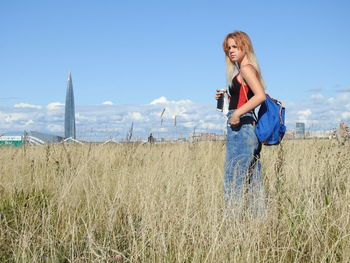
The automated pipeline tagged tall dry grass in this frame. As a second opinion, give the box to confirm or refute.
[0,140,349,262]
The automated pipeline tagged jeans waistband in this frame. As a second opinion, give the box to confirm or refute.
[227,110,255,118]
[227,110,256,126]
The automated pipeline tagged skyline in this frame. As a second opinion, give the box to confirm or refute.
[1,81,347,141]
[0,0,349,139]
[64,73,76,139]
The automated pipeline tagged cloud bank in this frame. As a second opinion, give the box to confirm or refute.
[0,98,227,141]
[1,94,349,141]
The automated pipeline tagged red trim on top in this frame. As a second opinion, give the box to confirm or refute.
[236,73,249,108]
[237,85,248,108]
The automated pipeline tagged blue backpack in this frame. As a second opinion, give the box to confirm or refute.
[254,94,286,145]
[239,73,286,145]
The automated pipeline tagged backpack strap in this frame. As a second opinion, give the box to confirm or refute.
[240,73,285,125]
[266,94,285,125]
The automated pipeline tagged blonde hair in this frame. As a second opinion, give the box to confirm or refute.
[223,31,265,89]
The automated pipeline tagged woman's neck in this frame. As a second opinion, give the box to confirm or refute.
[238,56,249,69]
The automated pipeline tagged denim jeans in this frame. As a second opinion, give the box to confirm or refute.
[224,110,266,216]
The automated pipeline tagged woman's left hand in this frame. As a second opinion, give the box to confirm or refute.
[229,112,240,126]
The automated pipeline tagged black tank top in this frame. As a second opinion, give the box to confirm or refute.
[228,73,254,110]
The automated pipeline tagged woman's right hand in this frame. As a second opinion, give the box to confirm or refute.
[215,89,227,100]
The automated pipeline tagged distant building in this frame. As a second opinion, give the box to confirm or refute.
[306,130,334,139]
[295,122,305,139]
[65,72,76,139]
[30,131,64,143]
[189,132,225,142]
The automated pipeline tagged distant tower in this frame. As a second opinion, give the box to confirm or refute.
[64,72,76,139]
[295,122,305,139]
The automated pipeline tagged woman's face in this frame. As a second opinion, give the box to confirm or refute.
[227,38,245,63]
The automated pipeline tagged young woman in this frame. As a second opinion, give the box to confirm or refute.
[216,31,266,213]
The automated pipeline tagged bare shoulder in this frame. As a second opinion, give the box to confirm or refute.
[240,64,265,95]
[240,64,258,79]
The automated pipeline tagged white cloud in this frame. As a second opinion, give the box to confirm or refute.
[183,122,196,128]
[14,103,42,109]
[4,95,350,141]
[150,96,169,105]
[128,112,143,121]
[284,101,296,107]
[310,94,324,100]
[199,122,219,130]
[47,102,64,110]
[3,113,29,122]
[24,120,34,126]
[326,93,350,105]
[341,112,350,120]
[76,113,97,122]
[297,109,312,118]
[327,97,335,104]
[336,87,350,92]
[102,101,113,105]
[285,90,350,130]
[337,93,350,101]
[149,97,195,121]
[153,127,168,132]
[150,96,193,106]
[47,124,63,133]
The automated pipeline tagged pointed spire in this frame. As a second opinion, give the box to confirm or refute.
[65,72,76,139]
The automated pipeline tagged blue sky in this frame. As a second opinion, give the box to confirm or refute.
[1,0,350,140]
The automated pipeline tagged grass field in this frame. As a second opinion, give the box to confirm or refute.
[0,140,349,262]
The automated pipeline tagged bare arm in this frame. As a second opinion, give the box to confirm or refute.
[229,64,266,125]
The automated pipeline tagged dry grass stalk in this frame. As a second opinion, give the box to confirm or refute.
[0,140,349,262]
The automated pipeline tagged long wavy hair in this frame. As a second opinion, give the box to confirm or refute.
[222,31,265,88]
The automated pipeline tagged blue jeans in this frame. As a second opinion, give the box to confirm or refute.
[224,110,266,215]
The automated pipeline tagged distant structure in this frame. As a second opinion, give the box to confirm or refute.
[0,135,23,147]
[295,122,305,139]
[64,72,76,139]
[31,131,64,143]
[0,133,45,147]
[189,132,225,142]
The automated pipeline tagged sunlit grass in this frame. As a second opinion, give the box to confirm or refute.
[0,140,349,262]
